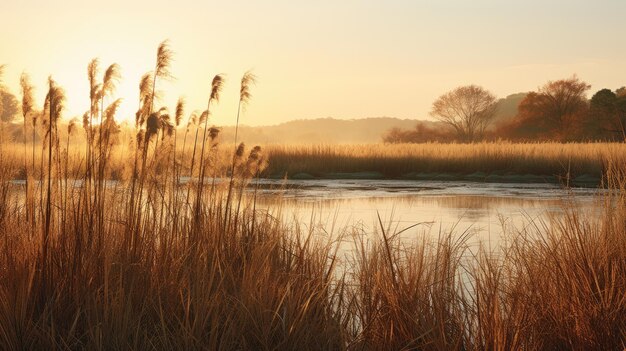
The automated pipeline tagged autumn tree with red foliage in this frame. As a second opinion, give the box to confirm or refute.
[385,76,626,143]
[505,76,590,141]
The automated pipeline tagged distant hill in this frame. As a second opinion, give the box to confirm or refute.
[491,93,528,128]
[217,117,420,144]
[1,116,424,145]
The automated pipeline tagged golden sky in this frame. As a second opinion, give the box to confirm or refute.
[1,0,626,126]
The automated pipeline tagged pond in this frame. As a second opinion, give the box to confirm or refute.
[253,179,603,249]
[9,177,604,248]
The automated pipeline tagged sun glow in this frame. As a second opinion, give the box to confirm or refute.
[3,44,238,127]
[2,0,626,127]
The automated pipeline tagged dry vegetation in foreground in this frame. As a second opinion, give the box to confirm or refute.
[265,142,626,182]
[0,43,625,350]
[1,144,625,350]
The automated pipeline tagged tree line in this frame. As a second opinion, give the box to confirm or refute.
[2,72,625,144]
[384,76,626,143]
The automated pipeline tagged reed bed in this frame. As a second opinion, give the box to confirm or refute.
[2,157,624,350]
[265,142,626,179]
[0,43,625,350]
[3,140,625,181]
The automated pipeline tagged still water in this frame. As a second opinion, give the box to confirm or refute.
[253,179,602,248]
[9,178,603,247]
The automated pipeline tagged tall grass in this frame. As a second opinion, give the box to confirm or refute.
[19,73,35,221]
[225,71,256,230]
[3,137,625,184]
[265,142,626,180]
[196,74,224,225]
[0,44,624,350]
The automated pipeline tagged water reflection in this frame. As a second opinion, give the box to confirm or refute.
[8,177,602,247]
[255,181,600,250]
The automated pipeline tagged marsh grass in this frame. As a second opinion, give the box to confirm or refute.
[5,140,624,185]
[265,142,626,180]
[0,49,625,350]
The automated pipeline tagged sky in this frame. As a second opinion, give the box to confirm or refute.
[1,0,626,126]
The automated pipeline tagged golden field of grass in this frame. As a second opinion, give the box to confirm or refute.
[265,142,626,182]
[3,140,625,184]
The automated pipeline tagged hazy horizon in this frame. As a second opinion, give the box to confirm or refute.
[2,0,626,126]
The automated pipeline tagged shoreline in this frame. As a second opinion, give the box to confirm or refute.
[275,171,602,187]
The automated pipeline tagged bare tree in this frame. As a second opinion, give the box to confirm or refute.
[430,85,497,142]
